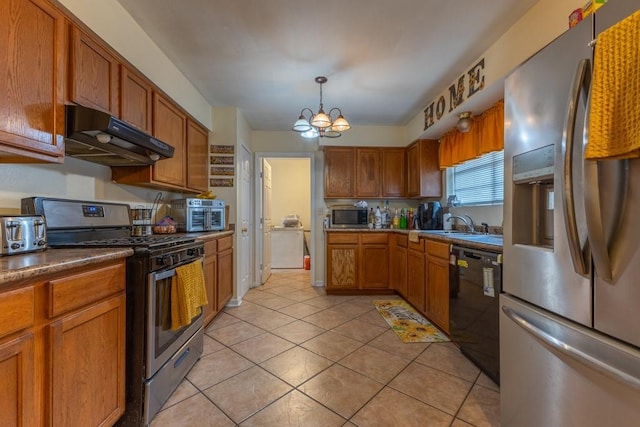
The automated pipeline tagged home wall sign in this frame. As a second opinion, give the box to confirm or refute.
[423,58,485,131]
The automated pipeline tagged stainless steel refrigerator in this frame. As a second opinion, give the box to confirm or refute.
[502,2,640,425]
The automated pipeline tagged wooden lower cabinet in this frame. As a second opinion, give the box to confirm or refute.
[360,234,389,288]
[0,259,126,427]
[49,294,125,427]
[393,235,408,297]
[203,240,219,325]
[203,234,234,324]
[326,233,359,290]
[217,236,234,312]
[425,239,451,333]
[407,242,426,312]
[326,232,393,292]
[0,333,36,427]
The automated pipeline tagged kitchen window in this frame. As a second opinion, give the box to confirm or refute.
[447,150,504,206]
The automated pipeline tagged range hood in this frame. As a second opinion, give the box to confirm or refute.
[64,105,175,166]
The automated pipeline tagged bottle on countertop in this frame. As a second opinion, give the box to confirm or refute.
[374,206,382,229]
[368,208,375,228]
[407,208,414,230]
[392,208,400,229]
[383,201,391,228]
[399,209,407,229]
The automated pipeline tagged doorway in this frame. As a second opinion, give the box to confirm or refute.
[254,152,314,288]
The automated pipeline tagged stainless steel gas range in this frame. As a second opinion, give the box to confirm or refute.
[22,197,204,426]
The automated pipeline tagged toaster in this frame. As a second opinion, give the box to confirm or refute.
[0,215,47,256]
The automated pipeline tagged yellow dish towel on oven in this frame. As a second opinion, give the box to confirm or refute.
[586,9,640,160]
[408,230,421,243]
[171,260,208,330]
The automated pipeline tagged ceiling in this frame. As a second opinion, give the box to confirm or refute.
[116,0,538,134]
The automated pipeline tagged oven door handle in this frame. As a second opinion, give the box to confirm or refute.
[152,257,204,282]
[152,268,176,282]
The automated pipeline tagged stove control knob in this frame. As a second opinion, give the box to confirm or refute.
[11,242,21,250]
[156,254,173,267]
[187,247,202,257]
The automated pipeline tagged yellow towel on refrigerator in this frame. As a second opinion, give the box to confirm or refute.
[586,9,640,160]
[171,260,208,330]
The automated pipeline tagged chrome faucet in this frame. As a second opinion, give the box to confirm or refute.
[447,215,476,233]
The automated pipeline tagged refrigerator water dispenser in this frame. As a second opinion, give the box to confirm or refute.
[512,144,555,248]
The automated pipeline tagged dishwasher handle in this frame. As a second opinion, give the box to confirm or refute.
[452,245,501,261]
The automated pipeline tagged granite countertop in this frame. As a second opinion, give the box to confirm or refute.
[325,228,503,252]
[0,230,235,288]
[189,229,235,242]
[0,247,134,287]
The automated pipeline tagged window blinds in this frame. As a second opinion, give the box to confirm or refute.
[451,150,504,206]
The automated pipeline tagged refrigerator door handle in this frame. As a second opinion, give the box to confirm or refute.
[561,59,590,276]
[582,95,628,283]
[502,305,640,390]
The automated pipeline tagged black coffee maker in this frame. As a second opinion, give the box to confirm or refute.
[416,201,443,230]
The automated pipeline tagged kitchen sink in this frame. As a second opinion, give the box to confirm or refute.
[422,230,470,235]
[422,230,503,246]
[454,234,503,245]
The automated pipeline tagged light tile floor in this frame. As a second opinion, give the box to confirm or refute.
[150,269,500,427]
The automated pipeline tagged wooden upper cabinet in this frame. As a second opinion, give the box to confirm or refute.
[0,0,67,163]
[355,148,380,198]
[152,93,187,187]
[69,26,119,115]
[381,148,406,197]
[120,65,153,133]
[324,146,355,198]
[406,139,442,198]
[186,119,209,192]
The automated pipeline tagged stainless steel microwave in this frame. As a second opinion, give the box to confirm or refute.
[171,198,225,232]
[330,207,368,228]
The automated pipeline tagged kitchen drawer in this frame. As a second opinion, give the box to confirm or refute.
[426,239,450,259]
[327,233,359,244]
[47,262,126,318]
[408,239,425,252]
[395,234,408,248]
[361,233,388,244]
[217,235,233,252]
[0,286,35,339]
[204,240,217,254]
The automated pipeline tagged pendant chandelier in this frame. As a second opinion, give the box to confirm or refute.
[292,76,351,138]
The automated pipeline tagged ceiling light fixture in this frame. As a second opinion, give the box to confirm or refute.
[292,76,350,139]
[456,112,474,133]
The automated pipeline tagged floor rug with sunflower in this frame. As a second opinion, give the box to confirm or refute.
[373,300,449,343]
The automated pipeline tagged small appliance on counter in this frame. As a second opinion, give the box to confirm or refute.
[416,201,443,230]
[170,198,225,232]
[330,206,368,228]
[281,214,302,228]
[0,215,47,256]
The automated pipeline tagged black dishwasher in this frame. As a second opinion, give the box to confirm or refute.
[449,245,502,385]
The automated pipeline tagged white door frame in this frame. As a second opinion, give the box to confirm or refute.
[254,152,316,287]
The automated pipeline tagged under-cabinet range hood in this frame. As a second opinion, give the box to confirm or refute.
[64,105,175,166]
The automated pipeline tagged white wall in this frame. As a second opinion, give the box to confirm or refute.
[0,158,183,215]
[405,0,584,143]
[252,125,406,150]
[267,158,311,230]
